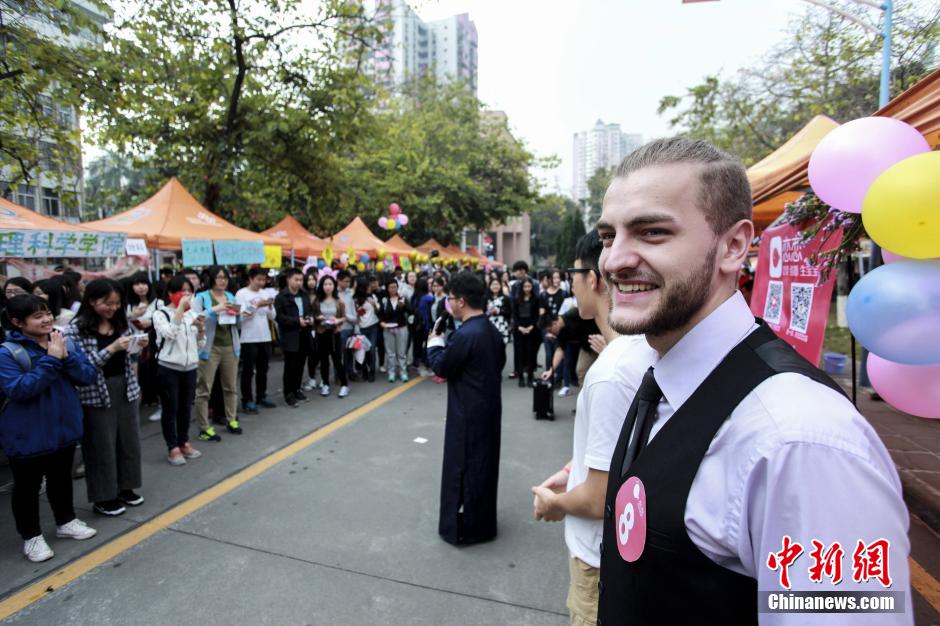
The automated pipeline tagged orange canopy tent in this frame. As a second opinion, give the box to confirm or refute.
[746,115,840,229]
[467,246,499,266]
[82,178,290,250]
[382,234,418,257]
[417,238,452,259]
[329,216,387,257]
[260,215,326,258]
[748,67,940,228]
[0,197,94,232]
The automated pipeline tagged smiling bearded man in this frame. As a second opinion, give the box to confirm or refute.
[594,137,911,626]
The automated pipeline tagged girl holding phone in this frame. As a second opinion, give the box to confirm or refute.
[63,279,147,517]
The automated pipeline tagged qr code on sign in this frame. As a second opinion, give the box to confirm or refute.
[789,283,815,334]
[763,281,783,324]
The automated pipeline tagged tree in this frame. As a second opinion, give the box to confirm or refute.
[83,151,157,220]
[584,166,614,226]
[554,204,586,270]
[530,193,576,265]
[658,1,939,165]
[0,0,107,194]
[333,77,540,242]
[85,0,380,224]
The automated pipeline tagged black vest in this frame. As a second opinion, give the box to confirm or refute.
[597,322,845,626]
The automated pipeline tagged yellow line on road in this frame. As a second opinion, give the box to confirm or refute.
[910,556,940,614]
[0,377,425,621]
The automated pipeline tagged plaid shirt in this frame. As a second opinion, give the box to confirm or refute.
[62,322,141,408]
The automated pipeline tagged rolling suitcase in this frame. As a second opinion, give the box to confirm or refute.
[533,379,554,420]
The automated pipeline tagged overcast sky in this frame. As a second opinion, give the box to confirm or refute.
[416,0,807,195]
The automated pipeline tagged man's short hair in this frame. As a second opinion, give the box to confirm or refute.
[248,267,266,280]
[512,260,529,273]
[282,267,303,279]
[337,269,351,282]
[615,137,752,235]
[448,271,486,310]
[574,230,603,272]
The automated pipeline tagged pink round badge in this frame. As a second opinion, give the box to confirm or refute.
[614,476,647,562]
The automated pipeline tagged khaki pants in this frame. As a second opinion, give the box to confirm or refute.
[195,344,239,429]
[567,556,600,626]
[576,349,597,386]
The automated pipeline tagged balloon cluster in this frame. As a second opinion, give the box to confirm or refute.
[408,251,430,265]
[378,203,409,232]
[809,117,940,419]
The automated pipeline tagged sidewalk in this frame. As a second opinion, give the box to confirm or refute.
[837,373,940,534]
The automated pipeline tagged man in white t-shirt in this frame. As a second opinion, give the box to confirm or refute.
[531,231,654,626]
[235,268,277,413]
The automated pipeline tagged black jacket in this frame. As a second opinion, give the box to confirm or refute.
[274,287,313,352]
[378,295,411,326]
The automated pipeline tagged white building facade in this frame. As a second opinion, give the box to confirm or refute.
[373,0,478,96]
[571,120,641,204]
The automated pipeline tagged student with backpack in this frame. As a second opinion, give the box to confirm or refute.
[152,275,206,466]
[0,295,99,562]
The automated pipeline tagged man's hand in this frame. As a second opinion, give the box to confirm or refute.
[538,468,569,493]
[532,486,565,522]
[540,368,553,381]
[588,334,608,355]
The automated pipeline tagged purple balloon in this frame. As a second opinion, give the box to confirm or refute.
[398,214,409,226]
[868,354,940,419]
[378,217,388,228]
[808,117,929,214]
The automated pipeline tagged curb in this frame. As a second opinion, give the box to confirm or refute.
[900,473,940,536]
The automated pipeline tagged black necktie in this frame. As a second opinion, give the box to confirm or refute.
[621,366,663,476]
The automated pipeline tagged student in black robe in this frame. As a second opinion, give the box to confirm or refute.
[427,271,506,545]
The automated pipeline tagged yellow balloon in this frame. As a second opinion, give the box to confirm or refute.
[863,152,940,259]
[377,248,386,260]
[357,262,366,271]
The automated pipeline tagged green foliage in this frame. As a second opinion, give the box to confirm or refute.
[0,0,107,201]
[530,193,577,265]
[659,1,940,165]
[782,192,864,284]
[83,151,157,220]
[584,166,613,226]
[554,204,586,270]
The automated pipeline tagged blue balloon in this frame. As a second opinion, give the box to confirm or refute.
[846,260,940,364]
[317,259,326,269]
[360,253,370,264]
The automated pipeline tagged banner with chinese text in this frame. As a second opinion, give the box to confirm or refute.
[0,230,127,258]
[750,221,840,364]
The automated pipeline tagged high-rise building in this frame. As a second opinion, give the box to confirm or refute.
[571,120,641,204]
[373,0,478,96]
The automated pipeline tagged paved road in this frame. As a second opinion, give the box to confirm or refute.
[1,357,938,624]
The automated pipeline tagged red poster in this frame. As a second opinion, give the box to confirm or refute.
[749,221,840,365]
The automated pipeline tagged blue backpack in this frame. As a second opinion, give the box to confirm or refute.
[0,341,32,414]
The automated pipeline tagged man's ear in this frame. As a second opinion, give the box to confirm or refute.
[590,270,603,293]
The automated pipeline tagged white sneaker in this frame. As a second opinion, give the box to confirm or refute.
[303,379,317,392]
[148,409,161,422]
[557,387,572,397]
[24,535,53,562]
[338,386,350,398]
[379,364,387,373]
[320,384,330,397]
[56,518,97,540]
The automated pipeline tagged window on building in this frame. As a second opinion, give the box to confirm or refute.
[42,187,60,216]
[17,184,36,210]
[57,106,73,128]
[38,95,54,118]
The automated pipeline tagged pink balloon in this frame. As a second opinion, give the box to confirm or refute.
[868,353,940,419]
[882,249,940,264]
[378,217,388,228]
[398,214,409,226]
[389,203,401,216]
[808,117,929,214]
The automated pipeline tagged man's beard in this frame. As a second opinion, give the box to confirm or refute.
[608,244,716,337]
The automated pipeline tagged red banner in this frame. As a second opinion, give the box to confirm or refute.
[750,221,840,365]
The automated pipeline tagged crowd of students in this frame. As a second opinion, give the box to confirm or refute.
[0,258,566,564]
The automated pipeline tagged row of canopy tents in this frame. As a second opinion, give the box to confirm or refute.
[61,176,494,265]
[747,66,940,228]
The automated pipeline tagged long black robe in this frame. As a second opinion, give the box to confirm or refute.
[427,314,506,545]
